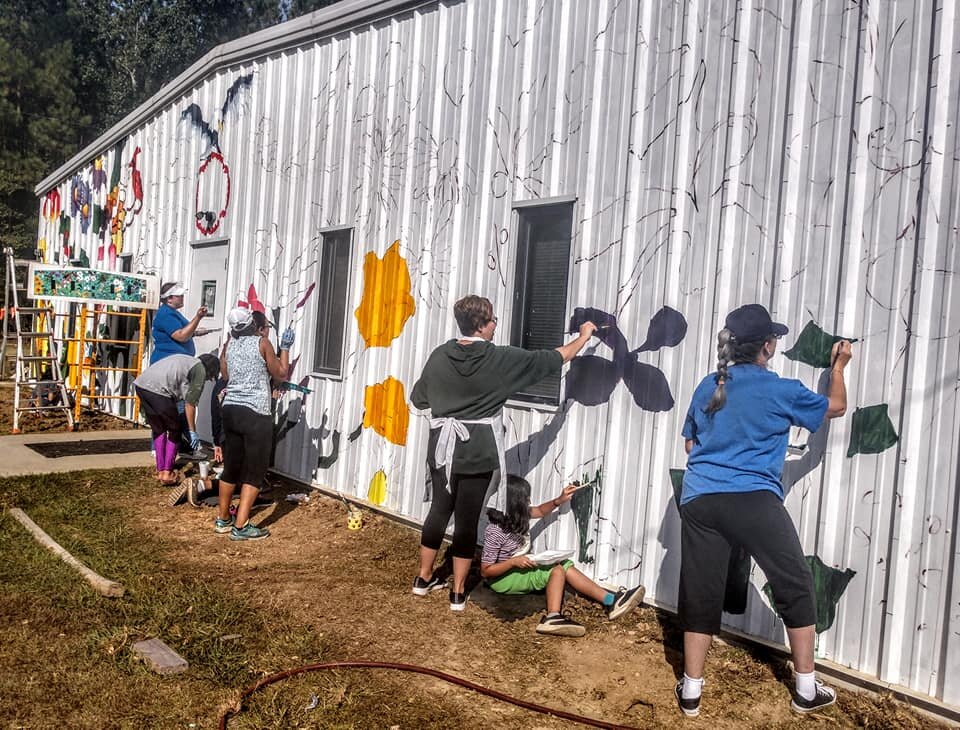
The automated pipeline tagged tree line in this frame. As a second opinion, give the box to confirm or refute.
[0,0,336,268]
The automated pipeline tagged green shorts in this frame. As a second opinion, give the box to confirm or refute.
[488,560,574,594]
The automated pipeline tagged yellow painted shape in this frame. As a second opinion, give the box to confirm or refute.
[363,376,409,446]
[367,469,388,506]
[354,240,415,348]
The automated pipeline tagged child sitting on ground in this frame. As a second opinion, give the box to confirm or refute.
[480,475,645,637]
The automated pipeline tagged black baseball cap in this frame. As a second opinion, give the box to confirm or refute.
[724,304,789,343]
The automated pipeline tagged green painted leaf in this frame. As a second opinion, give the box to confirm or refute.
[669,468,685,509]
[847,404,899,457]
[763,555,856,633]
[724,547,751,615]
[783,320,857,368]
[571,468,602,564]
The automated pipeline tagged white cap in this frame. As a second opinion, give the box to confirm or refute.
[226,306,253,332]
[161,283,187,299]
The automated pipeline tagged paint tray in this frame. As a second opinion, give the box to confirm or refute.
[528,549,575,565]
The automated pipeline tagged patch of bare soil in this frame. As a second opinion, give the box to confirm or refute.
[135,478,949,730]
[0,380,136,434]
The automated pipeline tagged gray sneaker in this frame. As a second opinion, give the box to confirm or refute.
[230,522,270,541]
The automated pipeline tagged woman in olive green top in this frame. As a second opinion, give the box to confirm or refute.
[410,295,596,611]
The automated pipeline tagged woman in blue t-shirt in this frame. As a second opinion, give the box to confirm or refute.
[675,304,852,718]
[150,282,209,364]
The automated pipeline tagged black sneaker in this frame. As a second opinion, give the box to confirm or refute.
[607,584,646,620]
[449,590,467,612]
[536,613,586,637]
[674,681,701,717]
[412,575,445,596]
[791,681,836,713]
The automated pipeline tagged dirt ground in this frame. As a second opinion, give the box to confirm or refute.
[0,381,137,434]
[0,371,950,727]
[136,475,944,729]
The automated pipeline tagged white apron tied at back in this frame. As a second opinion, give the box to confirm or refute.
[424,411,507,513]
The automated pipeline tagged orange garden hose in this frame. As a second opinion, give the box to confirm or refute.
[219,660,639,729]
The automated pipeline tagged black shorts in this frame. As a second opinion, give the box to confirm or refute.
[219,404,273,488]
[678,490,815,634]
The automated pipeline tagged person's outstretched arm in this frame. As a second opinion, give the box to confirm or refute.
[825,340,853,419]
[555,321,597,363]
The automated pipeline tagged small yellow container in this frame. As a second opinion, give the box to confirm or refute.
[346,508,363,530]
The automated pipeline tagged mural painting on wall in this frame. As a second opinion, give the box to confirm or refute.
[181,73,254,236]
[311,240,418,481]
[354,241,416,348]
[79,142,145,268]
[571,467,603,564]
[363,376,409,446]
[367,469,388,506]
[564,306,684,410]
[763,556,856,634]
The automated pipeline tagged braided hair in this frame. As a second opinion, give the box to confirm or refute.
[704,329,768,414]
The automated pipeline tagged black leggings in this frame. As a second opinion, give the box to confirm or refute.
[678,490,816,634]
[135,387,180,441]
[420,469,494,559]
[220,404,273,487]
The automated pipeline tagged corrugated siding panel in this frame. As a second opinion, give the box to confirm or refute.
[33,0,960,708]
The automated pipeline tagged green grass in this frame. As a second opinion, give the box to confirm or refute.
[0,469,326,728]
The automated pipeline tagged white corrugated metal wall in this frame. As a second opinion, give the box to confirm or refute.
[33,0,960,708]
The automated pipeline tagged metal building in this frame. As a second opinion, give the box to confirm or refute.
[34,0,960,714]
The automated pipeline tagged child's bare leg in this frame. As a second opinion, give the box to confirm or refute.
[545,565,567,613]
[563,566,613,603]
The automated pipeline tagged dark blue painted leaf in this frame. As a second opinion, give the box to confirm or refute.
[568,306,628,354]
[564,356,620,406]
[635,306,687,352]
[622,358,674,411]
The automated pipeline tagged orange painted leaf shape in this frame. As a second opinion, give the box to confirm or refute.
[354,241,416,348]
[363,376,409,446]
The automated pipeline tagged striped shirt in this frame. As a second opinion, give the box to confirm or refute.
[481,523,526,565]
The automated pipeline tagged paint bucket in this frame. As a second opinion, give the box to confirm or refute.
[346,507,363,531]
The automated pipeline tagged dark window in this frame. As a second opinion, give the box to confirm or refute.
[510,202,574,405]
[312,229,352,376]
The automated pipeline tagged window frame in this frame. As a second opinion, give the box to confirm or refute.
[508,197,577,407]
[310,226,354,379]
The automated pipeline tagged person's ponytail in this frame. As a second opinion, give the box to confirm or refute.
[705,329,735,415]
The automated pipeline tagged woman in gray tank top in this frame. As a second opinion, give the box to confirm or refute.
[215,308,295,541]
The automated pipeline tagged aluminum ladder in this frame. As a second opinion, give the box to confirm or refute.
[2,247,74,433]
